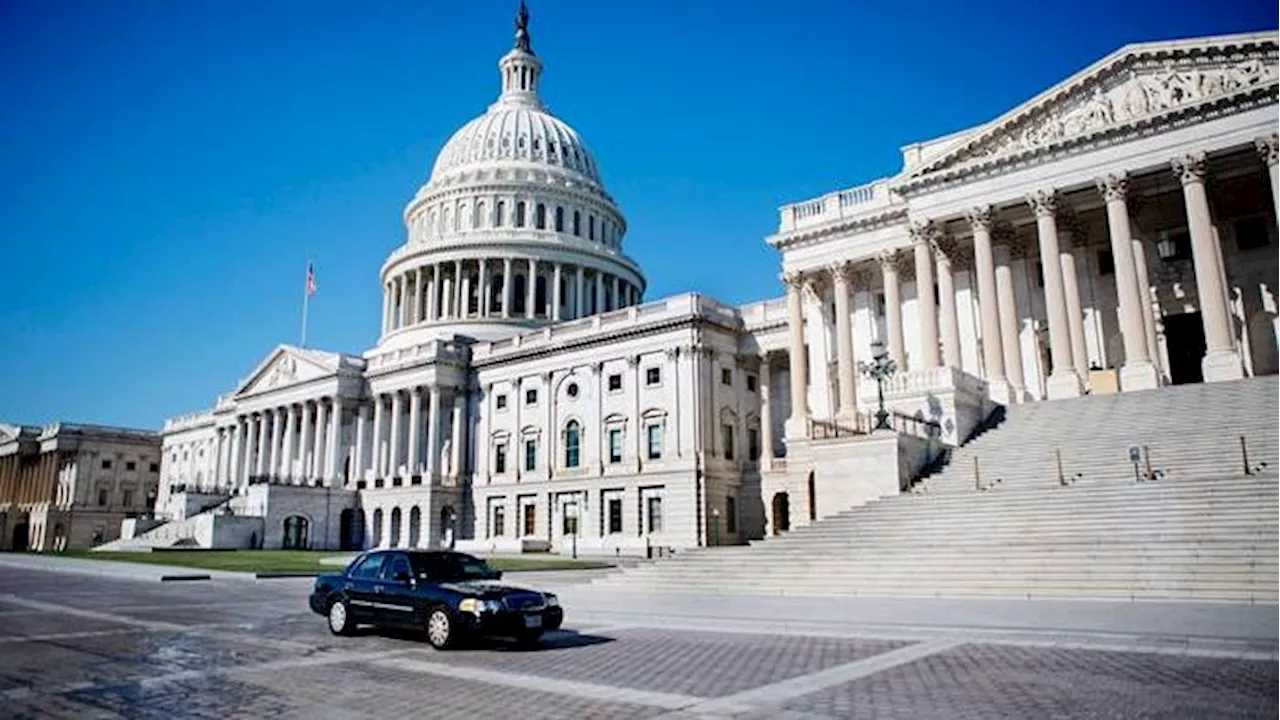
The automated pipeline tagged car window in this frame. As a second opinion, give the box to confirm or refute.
[450,554,498,580]
[409,554,451,581]
[350,553,385,579]
[383,554,411,581]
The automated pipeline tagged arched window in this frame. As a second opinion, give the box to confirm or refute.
[428,210,437,236]
[371,509,383,549]
[564,421,581,468]
[535,203,546,230]
[573,210,581,236]
[516,201,526,227]
[442,207,451,234]
[588,215,595,241]
[408,506,421,548]
[554,206,564,232]
[453,206,461,232]
[283,515,309,550]
[390,507,402,548]
[495,200,505,227]
[474,201,486,229]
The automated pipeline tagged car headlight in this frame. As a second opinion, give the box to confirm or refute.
[544,593,559,607]
[459,598,502,615]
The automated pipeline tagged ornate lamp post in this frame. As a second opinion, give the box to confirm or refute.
[565,502,579,559]
[858,342,897,431]
[711,507,721,547]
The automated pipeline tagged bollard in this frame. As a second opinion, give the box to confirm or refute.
[974,456,981,490]
[1143,445,1153,481]
[1056,449,1066,486]
[1241,435,1252,476]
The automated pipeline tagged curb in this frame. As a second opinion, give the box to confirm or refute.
[255,572,321,579]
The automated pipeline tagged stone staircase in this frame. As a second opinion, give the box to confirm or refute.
[94,496,236,551]
[590,377,1280,602]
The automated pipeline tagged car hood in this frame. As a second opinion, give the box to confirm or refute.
[438,579,543,598]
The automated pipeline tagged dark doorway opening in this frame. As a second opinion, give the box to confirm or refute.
[771,493,790,535]
[339,509,362,550]
[11,523,28,552]
[1164,312,1206,385]
[807,472,817,521]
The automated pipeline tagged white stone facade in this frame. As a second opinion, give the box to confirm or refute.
[152,17,1278,555]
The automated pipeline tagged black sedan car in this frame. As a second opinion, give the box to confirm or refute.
[309,550,563,649]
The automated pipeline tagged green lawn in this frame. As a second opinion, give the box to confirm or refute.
[58,550,611,574]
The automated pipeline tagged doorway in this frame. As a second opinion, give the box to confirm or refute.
[339,509,362,550]
[771,493,790,535]
[11,523,28,552]
[1164,312,1206,385]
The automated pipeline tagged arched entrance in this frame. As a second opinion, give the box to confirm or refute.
[807,472,817,521]
[771,493,790,535]
[339,509,362,550]
[389,508,402,548]
[52,523,66,552]
[11,522,29,552]
[371,509,384,548]
[282,515,309,550]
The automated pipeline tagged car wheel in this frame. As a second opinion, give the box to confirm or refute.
[327,597,354,636]
[425,607,455,650]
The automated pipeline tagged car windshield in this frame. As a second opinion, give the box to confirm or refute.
[411,554,498,582]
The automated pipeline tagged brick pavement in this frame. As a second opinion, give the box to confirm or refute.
[0,565,1274,719]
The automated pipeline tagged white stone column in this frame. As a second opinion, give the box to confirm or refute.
[479,259,489,317]
[254,414,268,478]
[405,270,417,327]
[212,427,225,487]
[389,391,403,477]
[594,272,604,316]
[408,387,422,475]
[382,283,391,334]
[284,404,299,481]
[829,263,857,418]
[1059,236,1090,386]
[993,242,1027,398]
[1130,237,1163,379]
[1026,189,1082,399]
[1258,135,1279,213]
[371,394,385,478]
[354,401,368,482]
[783,272,810,437]
[877,250,907,368]
[575,266,585,318]
[229,419,243,487]
[967,207,1009,400]
[552,263,563,321]
[911,222,941,369]
[453,260,463,319]
[1172,153,1243,382]
[1097,173,1159,390]
[426,386,441,476]
[450,390,465,478]
[526,259,537,319]
[934,238,962,368]
[327,398,343,485]
[313,399,328,483]
[502,258,513,319]
[760,354,774,465]
[299,401,314,480]
[267,408,283,478]
[428,264,440,321]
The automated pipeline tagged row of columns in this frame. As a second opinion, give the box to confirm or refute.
[784,143,1276,432]
[211,397,346,489]
[382,258,642,334]
[355,386,464,482]
[0,452,58,507]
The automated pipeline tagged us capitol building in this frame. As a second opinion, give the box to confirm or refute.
[120,9,1278,556]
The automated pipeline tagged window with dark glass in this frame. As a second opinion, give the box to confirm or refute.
[495,443,507,474]
[496,394,508,410]
[555,206,565,232]
[608,374,623,391]
[609,429,623,464]
[646,496,663,533]
[122,490,133,507]
[149,463,159,473]
[746,374,758,392]
[493,506,506,537]
[564,421,581,468]
[535,203,546,229]
[525,388,537,405]
[647,424,662,460]
[516,201,527,227]
[722,424,735,461]
[608,498,622,534]
[125,461,136,471]
[748,428,760,461]
[645,367,660,386]
[524,439,537,471]
[101,459,112,470]
[523,503,536,536]
[97,488,108,506]
[1096,249,1115,276]
[1235,216,1270,250]
[721,368,732,386]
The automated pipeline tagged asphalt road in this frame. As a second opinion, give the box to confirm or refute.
[0,565,1275,719]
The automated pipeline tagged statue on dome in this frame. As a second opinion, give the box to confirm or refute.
[514,0,533,54]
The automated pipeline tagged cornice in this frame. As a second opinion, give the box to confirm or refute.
[767,205,909,251]
[379,237,647,287]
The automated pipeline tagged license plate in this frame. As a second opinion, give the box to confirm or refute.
[523,614,542,629]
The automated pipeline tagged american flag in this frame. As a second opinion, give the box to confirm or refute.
[305,263,317,297]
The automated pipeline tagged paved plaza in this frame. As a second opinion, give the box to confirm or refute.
[0,558,1275,719]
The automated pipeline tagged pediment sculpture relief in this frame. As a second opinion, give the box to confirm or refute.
[963,56,1276,166]
[266,355,299,389]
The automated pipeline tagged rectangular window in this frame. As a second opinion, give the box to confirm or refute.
[524,439,537,472]
[494,444,507,474]
[523,503,537,536]
[722,424,735,461]
[101,459,112,470]
[493,506,506,537]
[607,374,623,391]
[721,368,732,386]
[746,374,758,392]
[646,496,663,533]
[645,367,661,386]
[748,428,760,461]
[1096,249,1115,276]
[608,428,623,464]
[563,505,579,535]
[97,488,108,506]
[525,388,537,405]
[647,424,662,460]
[1235,216,1270,251]
[149,463,159,473]
[496,394,508,410]
[122,489,133,507]
[608,498,623,534]
[726,496,737,534]
[125,461,136,471]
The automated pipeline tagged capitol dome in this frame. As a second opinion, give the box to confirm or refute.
[374,2,645,349]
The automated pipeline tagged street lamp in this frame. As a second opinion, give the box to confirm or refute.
[564,502,579,559]
[858,341,897,431]
[711,507,720,547]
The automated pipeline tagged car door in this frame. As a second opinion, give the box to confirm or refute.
[374,553,419,627]
[344,552,387,623]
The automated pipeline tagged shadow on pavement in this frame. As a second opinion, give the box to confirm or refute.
[352,626,616,653]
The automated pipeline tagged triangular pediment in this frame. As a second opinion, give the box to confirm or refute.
[234,345,341,397]
[908,31,1279,180]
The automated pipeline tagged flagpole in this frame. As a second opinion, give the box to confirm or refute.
[300,258,311,348]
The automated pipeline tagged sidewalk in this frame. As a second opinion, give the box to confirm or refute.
[551,585,1280,657]
[0,553,253,582]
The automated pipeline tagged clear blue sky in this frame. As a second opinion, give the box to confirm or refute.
[0,0,1273,429]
